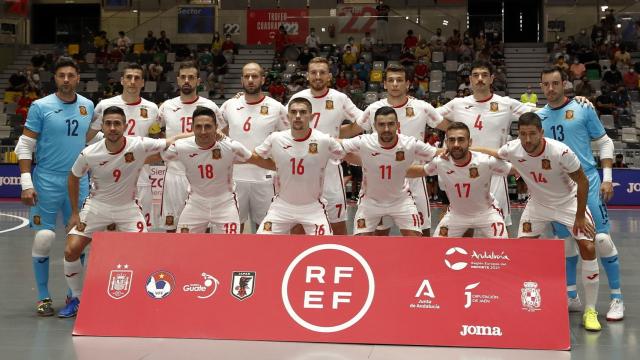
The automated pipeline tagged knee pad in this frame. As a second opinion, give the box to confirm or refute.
[564,237,578,258]
[32,230,55,257]
[595,233,617,258]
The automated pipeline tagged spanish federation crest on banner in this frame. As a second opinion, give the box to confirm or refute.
[107,264,133,300]
[521,281,542,312]
[357,218,366,229]
[79,105,88,116]
[325,100,334,110]
[231,271,256,300]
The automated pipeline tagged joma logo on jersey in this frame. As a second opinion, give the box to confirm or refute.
[460,324,503,336]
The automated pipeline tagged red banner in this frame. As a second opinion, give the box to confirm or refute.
[246,8,309,45]
[74,234,570,350]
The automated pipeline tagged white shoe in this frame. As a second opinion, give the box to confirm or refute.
[568,295,582,312]
[606,299,624,321]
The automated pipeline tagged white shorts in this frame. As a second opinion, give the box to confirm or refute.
[322,163,348,223]
[490,175,512,226]
[68,198,147,238]
[518,199,594,240]
[136,184,153,228]
[257,197,332,235]
[177,193,240,234]
[354,194,421,235]
[408,177,431,230]
[433,207,507,238]
[161,171,190,230]
[235,180,274,225]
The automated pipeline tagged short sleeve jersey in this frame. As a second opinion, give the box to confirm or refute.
[288,88,363,138]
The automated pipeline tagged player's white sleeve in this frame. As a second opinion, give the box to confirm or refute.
[497,143,511,161]
[559,144,582,174]
[414,139,437,162]
[15,135,36,160]
[86,131,104,145]
[254,133,274,159]
[342,95,364,123]
[340,136,362,154]
[143,137,169,154]
[592,134,614,160]
[276,103,290,130]
[422,102,444,128]
[162,143,178,162]
[355,107,373,132]
[231,140,253,162]
[329,137,346,160]
[435,98,455,117]
[71,152,90,178]
[488,156,512,175]
[423,159,438,176]
[91,102,104,131]
[509,97,534,118]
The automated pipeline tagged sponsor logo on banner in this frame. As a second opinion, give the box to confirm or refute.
[521,281,542,312]
[146,271,176,299]
[107,264,133,300]
[281,244,375,333]
[463,282,499,308]
[183,273,220,299]
[444,247,468,270]
[444,246,511,271]
[231,271,256,300]
[460,324,503,337]
[409,279,440,310]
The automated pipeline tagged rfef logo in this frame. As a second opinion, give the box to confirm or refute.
[281,244,375,333]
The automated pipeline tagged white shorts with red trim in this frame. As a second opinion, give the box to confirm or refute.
[68,198,147,238]
[160,170,190,230]
[490,174,512,226]
[322,163,348,223]
[257,197,332,235]
[518,198,594,240]
[433,207,507,238]
[177,193,240,234]
[235,180,275,226]
[354,193,421,235]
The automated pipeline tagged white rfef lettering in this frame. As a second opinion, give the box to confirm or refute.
[305,266,326,284]
[303,291,324,308]
[332,292,352,309]
[334,267,353,284]
[460,324,503,336]
[627,183,640,193]
[414,279,435,298]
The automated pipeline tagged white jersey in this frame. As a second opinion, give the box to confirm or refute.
[497,138,581,206]
[159,96,224,175]
[71,136,167,206]
[254,129,345,206]
[436,93,532,149]
[424,151,511,216]
[356,97,443,141]
[163,136,252,200]
[341,134,437,203]
[221,95,289,182]
[288,88,362,138]
[92,95,160,187]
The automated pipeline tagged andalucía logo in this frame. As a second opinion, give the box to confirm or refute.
[107,264,132,300]
[231,271,256,300]
[145,271,176,299]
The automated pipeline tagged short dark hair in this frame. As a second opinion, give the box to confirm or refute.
[102,106,126,121]
[123,62,144,75]
[192,106,216,124]
[179,61,198,72]
[384,63,407,81]
[470,60,494,75]
[374,106,397,123]
[540,66,567,81]
[53,56,79,74]
[518,112,542,130]
[446,121,470,138]
[289,97,313,113]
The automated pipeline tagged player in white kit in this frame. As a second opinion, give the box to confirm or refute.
[163,106,275,234]
[254,98,345,235]
[477,112,601,332]
[347,64,445,235]
[341,106,438,236]
[220,63,289,232]
[158,61,224,231]
[288,57,363,235]
[407,122,511,238]
[60,106,184,318]
[87,63,159,228]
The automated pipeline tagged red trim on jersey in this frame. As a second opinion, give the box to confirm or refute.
[391,97,409,108]
[125,97,142,106]
[109,137,127,155]
[550,97,572,110]
[182,96,199,105]
[454,152,472,167]
[313,88,330,98]
[528,138,547,158]
[419,177,431,218]
[475,93,494,103]
[199,141,217,150]
[380,136,399,150]
[293,129,312,142]
[246,95,266,105]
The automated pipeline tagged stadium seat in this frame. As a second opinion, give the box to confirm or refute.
[445,79,457,91]
[166,53,176,63]
[67,44,80,55]
[364,91,378,105]
[621,128,638,143]
[599,59,611,70]
[429,79,442,93]
[285,61,298,74]
[372,61,385,71]
[600,114,615,129]
[445,60,458,72]
[432,52,444,63]
[86,81,100,93]
[85,53,96,64]
[133,43,145,55]
[370,69,383,83]
[444,90,457,99]
[144,81,157,93]
[4,102,17,115]
[430,70,443,82]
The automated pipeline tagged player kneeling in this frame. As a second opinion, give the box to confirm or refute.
[59,106,185,318]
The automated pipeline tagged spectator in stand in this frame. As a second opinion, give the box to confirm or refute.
[343,37,360,57]
[460,37,474,60]
[342,45,358,67]
[430,28,446,46]
[623,67,638,90]
[564,78,575,97]
[8,70,28,91]
[157,30,171,53]
[488,29,502,46]
[463,88,471,96]
[198,48,213,71]
[603,64,624,88]
[575,77,594,97]
[457,56,472,79]
[554,56,570,73]
[614,44,632,67]
[375,0,391,42]
[604,9,616,33]
[116,31,132,54]
[268,77,286,103]
[490,44,505,67]
[399,48,417,75]
[596,86,616,115]
[591,20,606,45]
[520,85,538,105]
[212,49,228,99]
[221,34,235,64]
[25,69,41,95]
[569,58,586,80]
[349,77,365,107]
[456,89,465,97]
[458,77,471,92]
[143,30,157,54]
[613,154,628,168]
[621,21,637,51]
[414,39,431,62]
[414,58,429,82]
[305,28,321,54]
[286,76,305,96]
[446,29,462,53]
[353,58,372,83]
[148,60,164,82]
[575,29,592,49]
[474,31,486,52]
[432,38,446,53]
[335,70,349,93]
[274,25,289,56]
[372,39,389,62]
[297,47,314,70]
[492,67,507,92]
[93,31,108,54]
[404,30,418,52]
[15,88,35,123]
[211,32,223,54]
[612,85,631,113]
[361,31,375,52]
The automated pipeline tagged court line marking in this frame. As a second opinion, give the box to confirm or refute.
[0,213,30,234]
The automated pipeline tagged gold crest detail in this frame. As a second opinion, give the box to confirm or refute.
[33,215,41,225]
[357,218,366,229]
[565,110,574,120]
[541,159,551,170]
[396,151,405,161]
[260,105,269,115]
[79,106,87,116]
[469,167,479,178]
[124,152,135,163]
[180,227,190,233]
[140,108,148,118]
[76,222,87,232]
[522,221,532,233]
[325,100,334,110]
[165,215,174,226]
[263,221,272,232]
[309,142,318,154]
[406,107,415,117]
[212,148,222,159]
[439,226,449,237]
[490,102,499,112]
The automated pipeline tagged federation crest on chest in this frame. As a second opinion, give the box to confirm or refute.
[325,100,334,110]
[405,107,415,117]
[124,152,135,163]
[490,102,499,112]
[260,105,269,115]
[395,150,405,161]
[212,148,222,159]
[541,158,551,170]
[140,107,148,118]
[565,110,574,120]
[309,142,318,154]
[79,106,88,116]
[469,166,479,178]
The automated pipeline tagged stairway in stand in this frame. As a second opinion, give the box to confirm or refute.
[504,42,549,107]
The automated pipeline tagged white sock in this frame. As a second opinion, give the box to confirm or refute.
[582,259,599,310]
[64,259,84,299]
